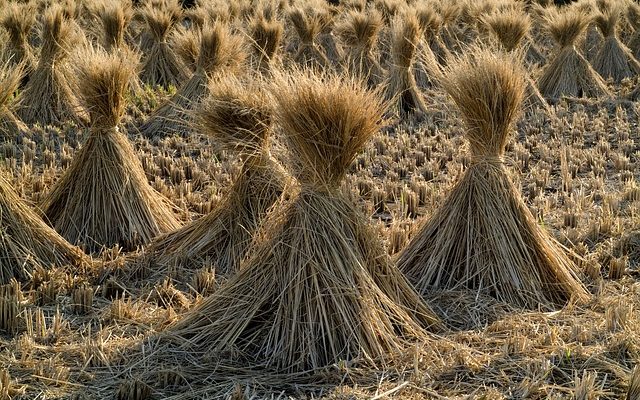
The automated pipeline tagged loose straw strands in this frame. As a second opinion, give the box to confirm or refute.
[0,61,27,140]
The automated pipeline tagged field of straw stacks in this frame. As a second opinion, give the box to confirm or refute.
[0,0,640,398]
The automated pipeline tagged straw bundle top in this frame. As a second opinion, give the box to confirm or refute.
[483,9,531,52]
[544,8,591,48]
[271,71,385,188]
[41,6,76,64]
[594,3,622,38]
[140,3,182,42]
[391,13,422,68]
[195,77,272,157]
[336,10,383,49]
[441,49,525,159]
[74,49,138,128]
[196,23,245,75]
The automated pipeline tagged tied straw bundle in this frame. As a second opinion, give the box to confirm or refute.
[248,14,284,75]
[592,2,640,84]
[17,5,84,126]
[139,23,245,138]
[39,48,179,254]
[385,12,429,117]
[336,9,384,89]
[162,70,439,373]
[537,7,611,100]
[144,76,287,278]
[138,2,188,89]
[397,48,589,311]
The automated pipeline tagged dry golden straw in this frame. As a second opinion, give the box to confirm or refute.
[336,9,384,88]
[592,3,640,83]
[397,48,589,310]
[0,171,87,284]
[39,48,179,254]
[144,76,287,277]
[289,7,331,70]
[537,7,611,100]
[248,15,284,74]
[0,3,35,72]
[16,5,84,126]
[138,3,188,89]
[384,12,429,116]
[163,70,439,373]
[139,23,246,138]
[0,61,27,140]
[482,9,549,112]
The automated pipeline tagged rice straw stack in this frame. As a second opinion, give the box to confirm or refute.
[537,7,611,100]
[397,48,589,310]
[162,70,439,373]
[592,3,640,83]
[144,76,287,277]
[17,5,84,126]
[336,9,384,88]
[39,49,179,254]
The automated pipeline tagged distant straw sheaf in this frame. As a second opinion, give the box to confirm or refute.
[139,23,245,138]
[144,77,287,277]
[17,6,84,126]
[248,15,284,74]
[397,48,589,311]
[289,8,331,70]
[482,9,549,112]
[98,0,133,53]
[162,70,439,373]
[0,62,27,140]
[414,6,445,90]
[39,49,179,254]
[336,9,384,88]
[385,13,429,117]
[592,3,640,83]
[627,3,640,60]
[138,2,188,89]
[0,3,35,75]
[537,7,611,100]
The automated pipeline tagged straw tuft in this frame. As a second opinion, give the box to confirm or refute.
[249,15,284,73]
[483,9,531,52]
[0,61,27,139]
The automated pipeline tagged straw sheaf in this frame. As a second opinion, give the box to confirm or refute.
[336,10,383,49]
[544,7,592,47]
[628,3,640,31]
[391,13,422,68]
[249,16,283,59]
[140,4,182,42]
[270,70,386,188]
[195,77,272,156]
[196,23,246,75]
[289,8,322,44]
[0,3,35,57]
[593,3,621,38]
[40,5,77,63]
[440,48,525,158]
[483,9,531,52]
[100,2,132,51]
[72,48,138,128]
